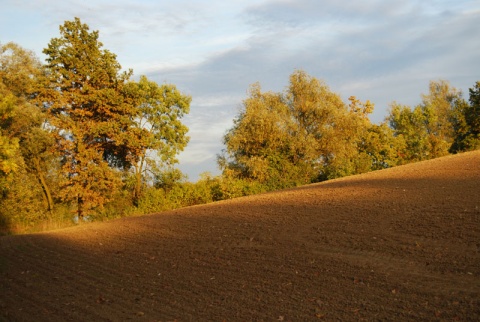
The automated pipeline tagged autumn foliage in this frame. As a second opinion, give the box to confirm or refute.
[0,18,478,234]
[220,71,479,189]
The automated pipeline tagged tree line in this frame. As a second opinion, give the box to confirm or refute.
[220,71,480,190]
[1,18,479,234]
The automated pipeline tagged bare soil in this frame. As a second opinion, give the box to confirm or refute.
[1,151,479,321]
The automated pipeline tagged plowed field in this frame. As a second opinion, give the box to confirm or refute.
[1,151,479,321]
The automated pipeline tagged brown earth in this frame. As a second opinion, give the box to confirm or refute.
[1,151,479,321]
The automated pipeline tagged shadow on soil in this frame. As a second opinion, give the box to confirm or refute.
[1,168,479,321]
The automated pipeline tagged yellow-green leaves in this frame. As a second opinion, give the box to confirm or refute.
[387,80,471,162]
[450,81,480,153]
[0,135,19,176]
[221,70,377,188]
[123,75,190,203]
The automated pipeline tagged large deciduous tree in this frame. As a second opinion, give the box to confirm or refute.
[387,103,430,163]
[419,80,462,157]
[285,71,370,180]
[387,80,469,162]
[0,42,57,212]
[123,75,190,204]
[219,83,301,188]
[0,42,36,181]
[450,81,480,152]
[38,18,133,218]
[0,42,62,232]
[0,81,19,180]
[219,70,375,189]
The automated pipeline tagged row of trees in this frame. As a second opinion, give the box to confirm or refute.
[219,71,479,190]
[0,18,191,232]
[1,18,478,233]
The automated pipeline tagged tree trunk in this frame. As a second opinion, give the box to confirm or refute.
[33,157,54,212]
[133,157,145,207]
[77,195,84,221]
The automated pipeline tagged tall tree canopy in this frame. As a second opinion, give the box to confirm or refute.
[38,18,134,217]
[387,80,473,162]
[35,18,191,217]
[387,103,430,163]
[0,42,42,180]
[0,42,60,229]
[123,75,190,203]
[219,70,377,189]
[0,81,19,179]
[419,80,463,157]
[450,81,480,152]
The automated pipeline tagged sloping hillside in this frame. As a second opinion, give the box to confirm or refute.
[1,151,479,321]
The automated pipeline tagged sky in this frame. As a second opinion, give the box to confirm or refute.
[1,0,479,181]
